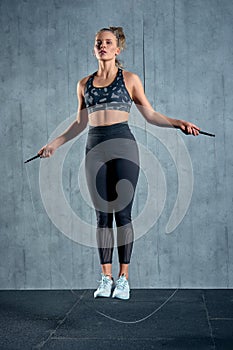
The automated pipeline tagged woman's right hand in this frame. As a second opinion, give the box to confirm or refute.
[38,143,56,158]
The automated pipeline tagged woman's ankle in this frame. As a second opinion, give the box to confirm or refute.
[101,263,112,279]
[104,273,113,280]
[102,271,113,280]
[118,272,128,280]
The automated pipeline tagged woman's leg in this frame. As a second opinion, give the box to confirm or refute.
[85,148,115,275]
[118,264,129,280]
[113,155,140,279]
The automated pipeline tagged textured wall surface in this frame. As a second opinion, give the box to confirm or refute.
[0,0,232,289]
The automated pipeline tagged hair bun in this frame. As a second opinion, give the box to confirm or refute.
[109,26,124,39]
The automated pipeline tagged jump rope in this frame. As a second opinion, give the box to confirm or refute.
[23,127,215,324]
[24,129,215,163]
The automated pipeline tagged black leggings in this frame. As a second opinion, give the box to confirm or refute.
[85,121,140,264]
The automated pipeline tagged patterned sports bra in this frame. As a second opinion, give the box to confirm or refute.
[84,68,133,115]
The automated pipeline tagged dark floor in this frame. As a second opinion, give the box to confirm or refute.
[0,289,232,349]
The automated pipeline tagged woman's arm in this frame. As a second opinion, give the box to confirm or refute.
[131,73,200,136]
[38,79,89,157]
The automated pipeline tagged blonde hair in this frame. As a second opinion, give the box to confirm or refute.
[95,26,126,68]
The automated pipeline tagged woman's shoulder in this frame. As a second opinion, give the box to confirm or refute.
[121,69,137,78]
[78,73,93,87]
[121,69,142,86]
[77,72,95,95]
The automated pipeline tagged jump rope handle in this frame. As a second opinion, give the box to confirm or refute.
[198,130,215,137]
[24,154,40,163]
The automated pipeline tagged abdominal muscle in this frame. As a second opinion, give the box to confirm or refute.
[88,110,129,126]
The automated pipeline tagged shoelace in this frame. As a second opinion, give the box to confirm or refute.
[97,275,112,289]
[116,276,128,290]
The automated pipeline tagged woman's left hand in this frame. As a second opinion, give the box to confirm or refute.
[178,120,200,136]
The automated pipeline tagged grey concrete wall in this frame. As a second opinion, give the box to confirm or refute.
[0,0,232,289]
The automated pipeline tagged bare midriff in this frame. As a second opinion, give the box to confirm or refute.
[88,110,129,126]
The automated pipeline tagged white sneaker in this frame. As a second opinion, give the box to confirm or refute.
[112,274,130,300]
[94,273,114,298]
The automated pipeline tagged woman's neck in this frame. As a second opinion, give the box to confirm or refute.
[96,61,118,79]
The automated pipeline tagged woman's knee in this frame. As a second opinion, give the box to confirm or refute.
[96,211,113,228]
[115,209,131,227]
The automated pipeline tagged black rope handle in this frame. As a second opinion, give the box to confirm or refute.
[24,154,40,163]
[199,130,215,137]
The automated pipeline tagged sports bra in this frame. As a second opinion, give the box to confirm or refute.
[84,68,133,115]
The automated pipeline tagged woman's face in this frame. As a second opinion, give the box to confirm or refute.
[93,31,120,62]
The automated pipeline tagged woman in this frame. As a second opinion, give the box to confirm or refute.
[38,26,200,300]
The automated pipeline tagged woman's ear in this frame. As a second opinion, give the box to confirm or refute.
[115,47,121,56]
